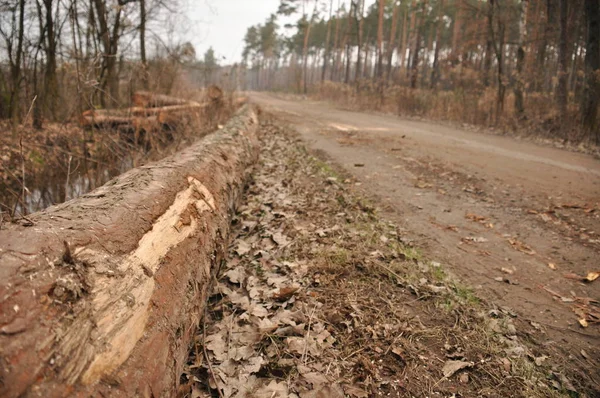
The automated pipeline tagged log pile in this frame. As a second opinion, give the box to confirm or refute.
[0,105,260,397]
[80,86,246,130]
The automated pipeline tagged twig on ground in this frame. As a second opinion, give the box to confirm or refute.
[302,305,317,364]
[202,307,224,398]
[376,262,404,281]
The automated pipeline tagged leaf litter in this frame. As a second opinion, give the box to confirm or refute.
[181,118,585,397]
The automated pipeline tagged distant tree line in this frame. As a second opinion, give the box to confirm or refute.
[242,0,600,143]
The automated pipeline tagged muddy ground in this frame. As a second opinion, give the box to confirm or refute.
[182,115,598,397]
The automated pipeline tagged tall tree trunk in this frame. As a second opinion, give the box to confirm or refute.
[362,34,369,78]
[405,2,417,79]
[303,1,318,94]
[431,0,445,87]
[452,0,463,65]
[9,0,26,125]
[534,0,552,92]
[93,0,121,108]
[409,0,422,89]
[582,0,600,142]
[556,0,569,126]
[386,1,400,81]
[489,0,506,124]
[514,0,529,117]
[355,0,365,82]
[43,0,58,120]
[332,0,342,81]
[376,0,385,79]
[322,0,334,82]
[399,7,409,72]
[140,0,148,90]
[343,1,354,84]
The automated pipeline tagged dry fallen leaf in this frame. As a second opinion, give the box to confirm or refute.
[462,236,488,244]
[578,318,589,328]
[205,333,227,361]
[236,240,251,256]
[272,285,300,301]
[224,266,246,284]
[499,358,511,373]
[343,384,369,398]
[508,238,536,255]
[442,360,474,378]
[466,213,487,222]
[585,271,599,282]
[548,263,557,270]
[272,231,290,246]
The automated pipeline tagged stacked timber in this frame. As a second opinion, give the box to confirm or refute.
[0,105,260,397]
[80,86,247,130]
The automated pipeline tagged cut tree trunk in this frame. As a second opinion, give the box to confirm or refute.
[132,91,196,108]
[0,105,260,398]
[80,103,208,128]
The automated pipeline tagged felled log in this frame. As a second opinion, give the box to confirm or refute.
[234,96,249,107]
[0,105,260,397]
[81,103,208,128]
[132,91,195,108]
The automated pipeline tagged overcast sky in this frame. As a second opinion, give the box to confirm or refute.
[186,0,282,64]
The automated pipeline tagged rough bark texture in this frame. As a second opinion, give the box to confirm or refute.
[557,0,569,122]
[0,105,260,398]
[582,0,600,142]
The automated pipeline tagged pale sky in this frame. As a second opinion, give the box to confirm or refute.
[186,0,282,64]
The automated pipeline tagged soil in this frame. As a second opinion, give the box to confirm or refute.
[183,116,596,397]
[246,93,600,393]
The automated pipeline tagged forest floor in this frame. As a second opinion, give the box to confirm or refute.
[183,113,599,397]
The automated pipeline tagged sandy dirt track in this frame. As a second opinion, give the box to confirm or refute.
[251,92,600,388]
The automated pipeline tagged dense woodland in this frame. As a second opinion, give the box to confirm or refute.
[242,0,600,143]
[0,0,223,129]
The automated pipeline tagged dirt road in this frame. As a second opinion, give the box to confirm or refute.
[252,92,600,387]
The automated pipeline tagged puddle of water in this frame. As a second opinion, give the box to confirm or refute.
[6,156,134,216]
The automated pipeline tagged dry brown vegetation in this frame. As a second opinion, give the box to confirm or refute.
[0,88,238,219]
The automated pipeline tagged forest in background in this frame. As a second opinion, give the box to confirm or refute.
[0,0,236,218]
[241,0,600,144]
[0,0,227,130]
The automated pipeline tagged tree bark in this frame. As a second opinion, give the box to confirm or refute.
[0,106,260,398]
[399,5,409,72]
[322,0,334,82]
[355,0,365,82]
[451,0,463,65]
[514,0,529,117]
[410,0,424,89]
[140,0,148,90]
[386,0,400,81]
[43,0,59,120]
[376,0,385,79]
[9,0,26,125]
[93,0,121,108]
[488,0,506,123]
[582,0,600,142]
[557,0,569,124]
[430,0,445,87]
